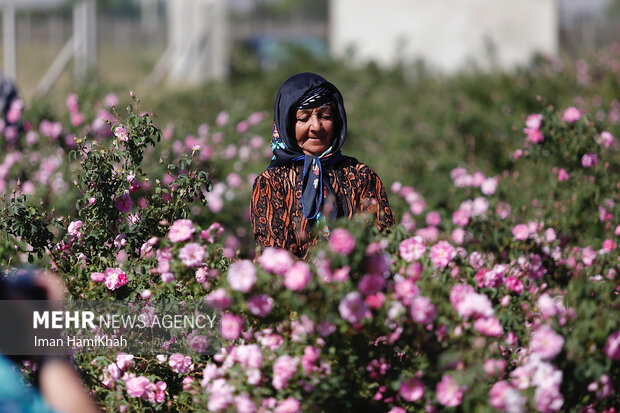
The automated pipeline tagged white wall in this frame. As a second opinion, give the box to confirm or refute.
[329,0,558,73]
[166,0,228,85]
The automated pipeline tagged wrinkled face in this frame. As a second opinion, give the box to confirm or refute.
[294,105,335,156]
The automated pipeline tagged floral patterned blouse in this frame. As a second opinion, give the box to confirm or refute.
[250,155,394,259]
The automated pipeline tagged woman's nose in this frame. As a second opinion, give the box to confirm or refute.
[309,114,322,131]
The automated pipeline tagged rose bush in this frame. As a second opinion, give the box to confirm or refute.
[1,47,620,411]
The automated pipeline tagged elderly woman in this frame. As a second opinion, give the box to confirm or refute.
[250,72,394,259]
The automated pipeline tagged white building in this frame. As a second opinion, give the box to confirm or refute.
[329,0,559,73]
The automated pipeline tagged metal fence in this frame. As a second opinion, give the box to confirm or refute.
[13,13,327,49]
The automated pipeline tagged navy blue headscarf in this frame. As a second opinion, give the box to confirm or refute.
[269,72,348,220]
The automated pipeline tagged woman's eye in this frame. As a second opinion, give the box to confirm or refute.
[297,117,309,122]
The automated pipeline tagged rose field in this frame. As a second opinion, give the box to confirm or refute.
[1,45,620,412]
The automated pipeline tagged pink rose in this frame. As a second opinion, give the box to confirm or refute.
[481,177,498,195]
[391,181,402,193]
[474,316,503,337]
[114,125,129,142]
[221,314,243,340]
[399,236,426,262]
[544,228,557,243]
[450,167,467,180]
[178,243,205,267]
[527,129,544,143]
[275,397,300,413]
[91,272,106,282]
[247,294,274,317]
[483,359,506,377]
[329,265,348,282]
[317,321,337,337]
[512,224,530,241]
[103,363,120,387]
[394,278,420,305]
[272,355,298,390]
[530,324,564,359]
[168,219,195,243]
[489,381,525,411]
[301,346,320,373]
[155,247,172,273]
[357,274,385,295]
[365,293,384,309]
[115,193,133,213]
[537,294,559,319]
[468,252,483,269]
[104,93,118,108]
[236,121,249,134]
[187,333,209,353]
[329,228,356,255]
[604,331,620,360]
[66,93,79,113]
[495,202,511,219]
[104,268,128,290]
[226,172,242,188]
[206,378,234,410]
[205,288,231,310]
[416,226,439,243]
[597,131,614,148]
[129,179,141,192]
[200,222,224,243]
[182,376,194,391]
[425,211,441,226]
[235,394,256,413]
[562,106,581,123]
[581,153,599,168]
[409,296,436,325]
[449,283,475,308]
[160,272,174,283]
[124,375,151,398]
[227,260,257,293]
[454,291,494,320]
[284,261,312,291]
[116,353,134,370]
[67,220,83,238]
[452,209,470,227]
[363,250,391,274]
[399,377,424,402]
[534,385,564,412]
[557,168,569,182]
[471,197,489,217]
[429,241,456,269]
[232,344,263,369]
[436,374,464,407]
[257,247,293,276]
[452,228,466,244]
[168,354,194,374]
[338,292,369,324]
[526,113,542,130]
[409,199,427,215]
[215,111,229,127]
[405,262,423,279]
[581,246,597,267]
[195,267,208,283]
[504,276,524,294]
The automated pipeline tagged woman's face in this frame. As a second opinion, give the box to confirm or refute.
[294,104,335,156]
